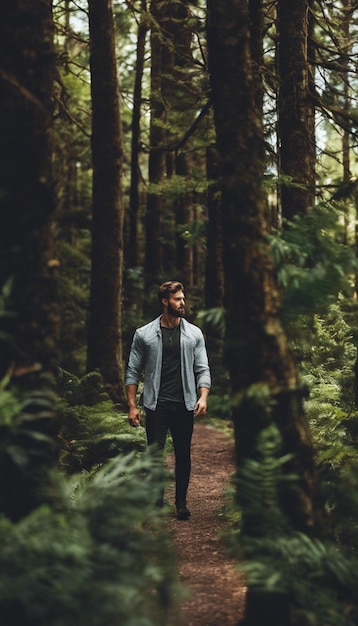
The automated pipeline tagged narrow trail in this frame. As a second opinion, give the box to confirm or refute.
[165,422,247,626]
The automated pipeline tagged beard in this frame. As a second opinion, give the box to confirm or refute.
[168,302,185,317]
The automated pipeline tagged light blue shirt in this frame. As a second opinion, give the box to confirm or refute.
[125,316,211,411]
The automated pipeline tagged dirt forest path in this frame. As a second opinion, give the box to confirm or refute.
[165,422,247,626]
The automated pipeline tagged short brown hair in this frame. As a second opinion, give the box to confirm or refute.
[158,281,184,306]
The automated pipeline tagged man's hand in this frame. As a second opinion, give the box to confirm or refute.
[126,384,140,427]
[194,397,207,417]
[194,387,209,417]
[128,405,141,427]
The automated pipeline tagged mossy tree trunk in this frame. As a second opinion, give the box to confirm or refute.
[205,145,225,311]
[207,0,323,532]
[87,0,125,404]
[127,1,149,270]
[144,0,167,310]
[277,0,316,221]
[0,0,60,520]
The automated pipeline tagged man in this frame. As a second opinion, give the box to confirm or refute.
[125,280,211,520]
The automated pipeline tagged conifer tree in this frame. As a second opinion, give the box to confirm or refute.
[0,0,60,520]
[87,0,125,403]
[207,0,323,532]
[277,0,316,220]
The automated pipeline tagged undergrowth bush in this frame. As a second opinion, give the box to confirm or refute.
[297,305,358,553]
[0,334,181,626]
[225,425,358,626]
[0,448,181,626]
[56,369,147,473]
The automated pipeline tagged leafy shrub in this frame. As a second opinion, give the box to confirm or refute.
[56,369,147,474]
[0,450,180,626]
[226,425,358,626]
[0,372,60,520]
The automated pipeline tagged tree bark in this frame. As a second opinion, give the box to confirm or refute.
[87,0,125,403]
[127,1,149,269]
[144,0,199,305]
[144,1,166,309]
[207,0,322,533]
[162,0,195,287]
[248,0,264,118]
[277,0,316,221]
[341,0,351,246]
[0,0,59,373]
[0,0,60,520]
[175,152,194,288]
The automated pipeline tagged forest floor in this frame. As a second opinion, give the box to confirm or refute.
[164,421,247,626]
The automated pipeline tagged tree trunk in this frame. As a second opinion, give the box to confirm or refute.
[203,145,226,392]
[87,0,125,403]
[248,0,264,117]
[207,0,322,532]
[0,0,60,520]
[0,0,59,372]
[164,0,196,287]
[127,1,148,269]
[341,0,351,246]
[277,0,316,221]
[176,152,194,288]
[205,145,225,310]
[144,1,166,309]
[145,0,198,305]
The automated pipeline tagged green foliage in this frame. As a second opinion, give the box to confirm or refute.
[0,372,60,520]
[179,215,208,250]
[323,459,358,556]
[55,241,91,376]
[226,425,358,626]
[56,369,147,474]
[0,277,16,351]
[301,303,357,419]
[270,203,358,322]
[302,308,356,427]
[196,306,225,339]
[289,302,358,554]
[268,202,358,561]
[0,450,180,626]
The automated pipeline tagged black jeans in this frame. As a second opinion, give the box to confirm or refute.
[145,400,194,504]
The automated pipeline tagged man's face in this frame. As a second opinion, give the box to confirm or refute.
[166,290,185,317]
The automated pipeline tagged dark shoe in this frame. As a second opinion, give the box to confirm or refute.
[176,501,190,520]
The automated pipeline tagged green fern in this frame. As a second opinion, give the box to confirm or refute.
[0,373,60,520]
[56,370,147,473]
[228,424,358,626]
[0,450,180,626]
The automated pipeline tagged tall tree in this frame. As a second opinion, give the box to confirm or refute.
[175,154,195,288]
[277,0,316,221]
[204,145,225,310]
[87,0,125,403]
[168,0,196,289]
[0,0,60,520]
[127,0,149,269]
[144,0,167,307]
[341,0,352,245]
[144,0,207,305]
[206,0,322,530]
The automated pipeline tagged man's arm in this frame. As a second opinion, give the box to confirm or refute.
[193,329,211,417]
[126,383,141,427]
[193,330,211,390]
[124,330,144,427]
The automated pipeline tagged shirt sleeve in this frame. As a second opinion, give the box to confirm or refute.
[124,330,145,386]
[194,331,211,390]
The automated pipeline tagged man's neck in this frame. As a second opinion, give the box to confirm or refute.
[160,313,181,328]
